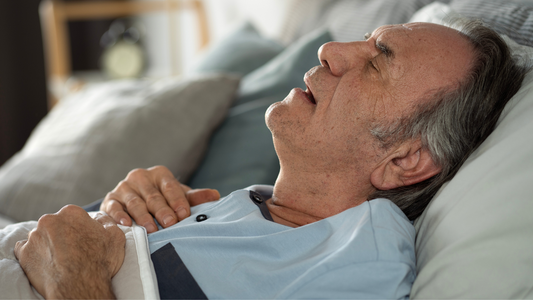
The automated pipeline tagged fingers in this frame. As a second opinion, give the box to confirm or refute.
[157,182,220,222]
[16,206,126,298]
[179,184,192,193]
[126,167,181,229]
[14,239,28,260]
[93,213,127,257]
[101,199,132,226]
[101,166,221,233]
[93,212,117,227]
[103,179,161,233]
[186,189,221,206]
[154,179,190,222]
[123,195,160,233]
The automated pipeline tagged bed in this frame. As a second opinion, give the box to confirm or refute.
[1,0,533,298]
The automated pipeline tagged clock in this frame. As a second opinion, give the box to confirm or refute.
[100,21,146,79]
[101,40,145,79]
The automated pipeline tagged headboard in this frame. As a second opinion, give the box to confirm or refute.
[38,0,209,107]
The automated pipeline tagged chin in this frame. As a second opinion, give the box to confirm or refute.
[265,102,281,132]
[266,90,310,141]
[265,100,285,132]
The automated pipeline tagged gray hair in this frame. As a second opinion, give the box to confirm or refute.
[369,19,531,220]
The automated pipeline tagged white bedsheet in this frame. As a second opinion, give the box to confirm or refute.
[0,212,159,299]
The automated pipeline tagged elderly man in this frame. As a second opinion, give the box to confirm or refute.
[14,20,528,299]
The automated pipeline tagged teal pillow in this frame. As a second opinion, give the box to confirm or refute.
[188,30,332,195]
[235,29,332,106]
[193,22,284,76]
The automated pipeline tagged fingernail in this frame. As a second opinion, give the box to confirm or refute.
[143,223,156,233]
[177,208,188,220]
[120,218,128,225]
[163,215,174,226]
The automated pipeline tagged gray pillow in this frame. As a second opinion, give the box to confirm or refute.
[188,29,332,196]
[450,0,533,47]
[193,22,284,77]
[282,0,440,43]
[0,74,240,221]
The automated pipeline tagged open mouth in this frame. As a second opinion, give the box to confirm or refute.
[305,87,316,105]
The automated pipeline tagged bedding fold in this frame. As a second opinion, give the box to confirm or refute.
[0,212,159,299]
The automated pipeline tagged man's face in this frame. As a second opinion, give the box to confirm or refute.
[266,23,474,175]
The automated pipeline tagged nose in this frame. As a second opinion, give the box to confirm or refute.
[318,41,369,76]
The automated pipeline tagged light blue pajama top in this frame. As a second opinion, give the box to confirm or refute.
[148,185,416,299]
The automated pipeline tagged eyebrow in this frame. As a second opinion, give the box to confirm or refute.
[376,41,394,60]
[364,32,395,60]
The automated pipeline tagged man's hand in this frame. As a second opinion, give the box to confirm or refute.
[100,166,220,233]
[14,205,125,299]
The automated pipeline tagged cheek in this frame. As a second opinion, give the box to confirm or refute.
[326,92,369,135]
[322,98,381,154]
[319,109,362,152]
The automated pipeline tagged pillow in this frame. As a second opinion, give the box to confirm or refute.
[409,1,456,25]
[449,0,533,47]
[193,22,284,77]
[0,74,240,222]
[187,29,332,196]
[236,29,332,106]
[0,213,12,230]
[409,2,533,299]
[281,0,440,43]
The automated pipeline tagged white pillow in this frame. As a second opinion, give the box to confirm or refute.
[0,74,240,222]
[410,3,533,299]
[282,0,434,43]
[408,1,456,25]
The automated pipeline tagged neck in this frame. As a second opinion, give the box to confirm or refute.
[267,167,374,227]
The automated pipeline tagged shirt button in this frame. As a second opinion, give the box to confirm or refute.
[250,191,263,203]
[196,214,208,222]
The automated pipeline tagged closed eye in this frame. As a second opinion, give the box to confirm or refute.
[370,58,379,71]
[376,42,393,59]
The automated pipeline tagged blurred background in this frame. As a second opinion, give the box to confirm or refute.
[0,0,48,167]
[0,0,291,166]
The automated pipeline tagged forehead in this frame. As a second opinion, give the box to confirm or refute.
[372,22,467,53]
[372,23,474,93]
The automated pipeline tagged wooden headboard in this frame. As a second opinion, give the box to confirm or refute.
[39,0,210,107]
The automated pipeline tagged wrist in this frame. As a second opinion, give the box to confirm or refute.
[45,273,115,299]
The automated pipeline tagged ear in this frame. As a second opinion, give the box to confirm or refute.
[370,141,441,190]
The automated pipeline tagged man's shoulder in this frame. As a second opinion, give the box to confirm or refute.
[364,198,416,263]
[367,198,411,222]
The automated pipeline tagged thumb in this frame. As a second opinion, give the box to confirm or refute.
[14,239,28,260]
[187,189,221,206]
